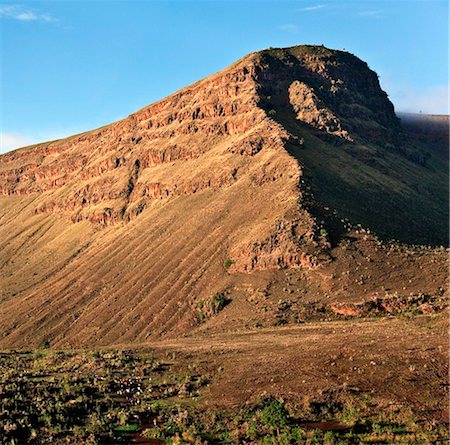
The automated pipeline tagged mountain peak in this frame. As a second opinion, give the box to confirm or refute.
[256,43,344,58]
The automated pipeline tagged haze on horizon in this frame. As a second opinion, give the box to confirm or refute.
[0,0,448,153]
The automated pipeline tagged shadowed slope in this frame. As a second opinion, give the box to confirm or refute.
[252,46,448,245]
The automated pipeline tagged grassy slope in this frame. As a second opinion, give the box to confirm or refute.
[0,117,448,347]
[0,170,297,348]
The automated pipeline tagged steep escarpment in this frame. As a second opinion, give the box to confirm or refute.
[0,45,447,347]
[0,60,275,222]
[3,49,350,275]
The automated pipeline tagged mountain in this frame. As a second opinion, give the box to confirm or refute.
[397,112,449,160]
[0,45,447,348]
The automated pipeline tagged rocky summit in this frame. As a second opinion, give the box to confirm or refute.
[0,45,448,348]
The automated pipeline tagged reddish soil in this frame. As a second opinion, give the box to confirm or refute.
[132,313,448,424]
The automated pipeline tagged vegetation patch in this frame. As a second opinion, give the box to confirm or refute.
[265,292,448,326]
[223,258,234,270]
[0,349,211,444]
[0,349,447,444]
[197,293,230,321]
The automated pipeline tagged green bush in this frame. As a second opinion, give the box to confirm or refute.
[197,294,229,321]
[210,294,227,315]
[260,399,289,432]
[224,258,234,270]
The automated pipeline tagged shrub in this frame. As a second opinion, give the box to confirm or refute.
[210,294,227,315]
[268,109,277,116]
[197,294,229,321]
[224,258,234,270]
[260,399,289,432]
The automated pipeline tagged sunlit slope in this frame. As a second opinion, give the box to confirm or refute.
[0,154,302,347]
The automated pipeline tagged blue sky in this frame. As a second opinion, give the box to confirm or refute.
[0,0,448,153]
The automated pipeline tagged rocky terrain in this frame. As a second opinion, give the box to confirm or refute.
[0,45,448,443]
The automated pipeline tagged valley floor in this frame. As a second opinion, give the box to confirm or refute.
[2,313,448,444]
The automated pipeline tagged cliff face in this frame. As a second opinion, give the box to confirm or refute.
[253,47,399,144]
[0,59,276,224]
[0,45,447,347]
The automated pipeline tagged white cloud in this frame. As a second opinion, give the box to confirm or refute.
[388,84,449,115]
[280,23,300,34]
[0,130,77,154]
[298,4,325,12]
[358,10,383,17]
[0,133,34,153]
[0,4,57,23]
